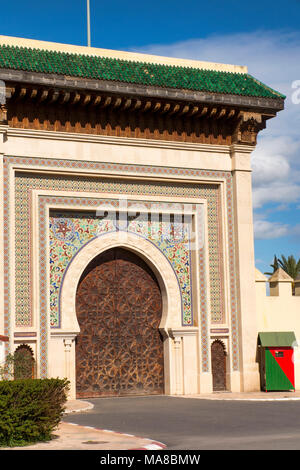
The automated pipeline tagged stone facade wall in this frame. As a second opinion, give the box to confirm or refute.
[0,122,260,398]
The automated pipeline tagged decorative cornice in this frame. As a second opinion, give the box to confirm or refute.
[1,69,284,112]
[14,332,37,337]
[1,77,281,147]
[210,328,229,334]
[4,126,232,153]
[50,331,79,338]
[168,327,199,337]
[230,143,255,154]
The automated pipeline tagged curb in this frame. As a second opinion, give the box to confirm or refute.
[180,395,300,402]
[132,443,167,450]
[68,422,166,450]
[219,397,300,402]
[63,402,95,414]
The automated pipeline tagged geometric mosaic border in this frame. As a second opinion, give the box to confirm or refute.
[3,155,239,376]
[15,170,226,323]
[49,201,194,328]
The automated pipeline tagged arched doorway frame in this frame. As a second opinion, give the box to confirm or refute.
[59,231,182,394]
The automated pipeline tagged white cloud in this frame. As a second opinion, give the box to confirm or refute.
[251,135,300,208]
[252,152,290,186]
[132,29,300,140]
[253,184,300,209]
[132,30,300,239]
[253,219,289,239]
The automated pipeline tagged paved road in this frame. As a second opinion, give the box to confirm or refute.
[63,395,300,450]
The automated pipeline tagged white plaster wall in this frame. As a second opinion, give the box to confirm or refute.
[231,146,260,392]
[255,279,300,390]
[48,335,76,399]
[0,127,232,173]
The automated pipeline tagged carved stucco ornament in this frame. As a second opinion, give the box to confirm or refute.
[233,111,267,145]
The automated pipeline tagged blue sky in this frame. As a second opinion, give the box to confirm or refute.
[2,0,300,274]
[1,0,300,49]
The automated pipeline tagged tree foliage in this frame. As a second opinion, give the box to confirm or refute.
[278,255,300,280]
[264,254,300,295]
[265,254,300,280]
[264,255,279,276]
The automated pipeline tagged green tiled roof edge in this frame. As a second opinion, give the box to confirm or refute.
[0,44,286,100]
[258,331,297,347]
[246,74,285,99]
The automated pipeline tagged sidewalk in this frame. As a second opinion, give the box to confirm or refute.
[180,390,300,401]
[3,399,166,451]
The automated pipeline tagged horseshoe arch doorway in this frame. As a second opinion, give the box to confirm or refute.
[75,247,164,398]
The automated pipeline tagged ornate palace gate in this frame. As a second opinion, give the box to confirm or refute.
[75,248,164,398]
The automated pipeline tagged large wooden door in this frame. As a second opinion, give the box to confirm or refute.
[211,340,226,391]
[75,248,164,398]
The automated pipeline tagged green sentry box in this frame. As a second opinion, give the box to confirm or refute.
[258,332,296,392]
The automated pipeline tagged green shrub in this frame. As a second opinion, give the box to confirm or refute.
[0,378,70,447]
[0,351,35,380]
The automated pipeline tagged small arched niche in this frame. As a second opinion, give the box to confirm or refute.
[211,340,227,391]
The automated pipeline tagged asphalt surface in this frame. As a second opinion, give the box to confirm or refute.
[63,395,300,450]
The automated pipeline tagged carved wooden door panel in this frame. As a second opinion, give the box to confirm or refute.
[75,248,164,398]
[211,340,226,391]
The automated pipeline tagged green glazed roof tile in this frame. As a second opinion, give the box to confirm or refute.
[0,44,285,100]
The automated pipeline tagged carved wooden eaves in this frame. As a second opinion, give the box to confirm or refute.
[1,83,278,145]
[4,84,241,119]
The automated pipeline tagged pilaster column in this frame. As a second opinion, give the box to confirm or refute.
[168,327,202,395]
[63,339,72,377]
[62,335,76,399]
[230,144,260,392]
[0,125,7,354]
[173,336,183,395]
